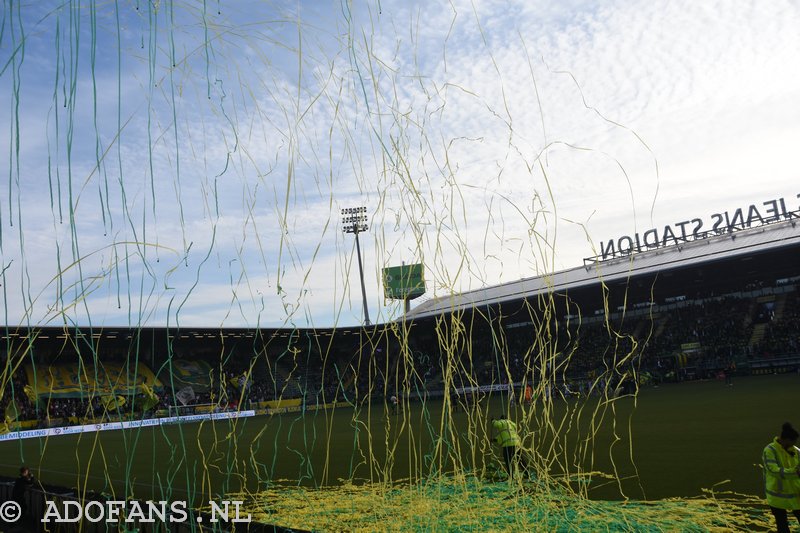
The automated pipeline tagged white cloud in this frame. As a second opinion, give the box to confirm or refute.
[2,0,799,327]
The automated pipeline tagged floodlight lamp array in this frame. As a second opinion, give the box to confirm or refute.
[341,206,369,233]
[343,223,368,233]
[340,206,367,215]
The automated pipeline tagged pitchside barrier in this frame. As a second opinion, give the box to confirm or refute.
[253,400,352,416]
[0,411,256,443]
[167,403,222,416]
[0,400,357,442]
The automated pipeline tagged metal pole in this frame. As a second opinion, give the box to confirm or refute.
[353,228,371,326]
[342,206,371,327]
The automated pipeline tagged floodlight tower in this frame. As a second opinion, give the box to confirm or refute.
[342,206,371,326]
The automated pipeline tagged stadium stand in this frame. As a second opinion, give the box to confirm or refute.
[2,218,799,429]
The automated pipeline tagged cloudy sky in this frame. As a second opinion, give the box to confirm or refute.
[1,0,798,329]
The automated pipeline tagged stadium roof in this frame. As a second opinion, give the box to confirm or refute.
[406,217,800,320]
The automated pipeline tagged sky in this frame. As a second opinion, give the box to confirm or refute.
[1,0,799,330]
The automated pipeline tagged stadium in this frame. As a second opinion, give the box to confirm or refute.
[2,2,800,532]
[2,208,799,531]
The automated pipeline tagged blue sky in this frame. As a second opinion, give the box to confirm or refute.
[1,0,799,329]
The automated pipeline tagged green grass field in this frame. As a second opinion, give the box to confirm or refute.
[1,373,796,512]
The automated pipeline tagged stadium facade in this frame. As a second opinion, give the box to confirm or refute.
[3,214,798,369]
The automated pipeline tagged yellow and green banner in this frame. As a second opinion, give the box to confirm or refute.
[157,359,213,392]
[25,361,162,399]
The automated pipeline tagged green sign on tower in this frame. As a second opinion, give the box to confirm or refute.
[383,263,425,300]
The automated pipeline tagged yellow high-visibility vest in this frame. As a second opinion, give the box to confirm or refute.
[763,438,800,510]
[492,419,521,448]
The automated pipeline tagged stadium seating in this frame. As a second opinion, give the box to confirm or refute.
[2,285,798,428]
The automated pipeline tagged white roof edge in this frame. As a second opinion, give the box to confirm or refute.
[406,218,800,319]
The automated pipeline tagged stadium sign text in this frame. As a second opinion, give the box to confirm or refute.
[383,263,425,300]
[598,193,800,261]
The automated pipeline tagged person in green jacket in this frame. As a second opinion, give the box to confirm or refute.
[763,422,800,533]
[491,414,526,478]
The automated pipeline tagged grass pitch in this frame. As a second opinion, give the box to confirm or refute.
[0,373,796,515]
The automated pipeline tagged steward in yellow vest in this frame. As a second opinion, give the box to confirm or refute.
[491,415,526,478]
[763,422,800,533]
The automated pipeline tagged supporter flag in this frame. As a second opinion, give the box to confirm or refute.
[175,386,196,406]
[4,399,21,424]
[141,383,160,412]
[101,395,127,411]
[230,373,250,391]
[23,384,37,403]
